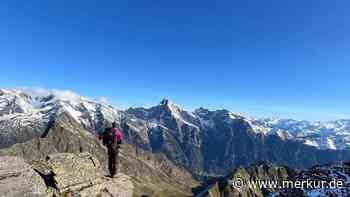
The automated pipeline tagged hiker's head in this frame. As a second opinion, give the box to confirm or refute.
[112,121,117,128]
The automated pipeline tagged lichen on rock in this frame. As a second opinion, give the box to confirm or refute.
[0,156,47,196]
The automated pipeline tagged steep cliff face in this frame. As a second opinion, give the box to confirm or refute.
[126,99,203,173]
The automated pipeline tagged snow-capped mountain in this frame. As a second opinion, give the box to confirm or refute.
[128,99,350,151]
[0,88,120,148]
[127,98,200,130]
[1,88,350,151]
[2,88,350,178]
[252,118,350,150]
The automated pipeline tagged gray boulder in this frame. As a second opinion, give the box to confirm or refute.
[0,153,134,197]
[36,152,134,197]
[44,152,134,197]
[0,156,47,197]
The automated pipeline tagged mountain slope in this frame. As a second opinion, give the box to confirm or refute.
[0,88,121,148]
[1,88,350,196]
[127,103,350,175]
[0,111,197,196]
[2,88,350,151]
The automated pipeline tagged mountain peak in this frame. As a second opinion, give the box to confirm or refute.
[159,98,173,106]
[158,98,181,114]
[159,98,181,112]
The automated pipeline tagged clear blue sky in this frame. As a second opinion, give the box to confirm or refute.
[1,0,349,121]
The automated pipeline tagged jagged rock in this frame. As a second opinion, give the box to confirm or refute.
[193,163,292,197]
[0,156,47,197]
[47,152,103,191]
[0,153,134,197]
[44,152,134,197]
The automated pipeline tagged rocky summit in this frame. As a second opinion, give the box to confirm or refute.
[0,153,134,197]
[1,88,350,196]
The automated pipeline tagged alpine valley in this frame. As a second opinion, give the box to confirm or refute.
[0,88,349,197]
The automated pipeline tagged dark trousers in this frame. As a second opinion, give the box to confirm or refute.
[107,146,119,177]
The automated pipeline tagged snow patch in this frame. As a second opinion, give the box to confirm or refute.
[326,138,337,150]
[304,139,320,148]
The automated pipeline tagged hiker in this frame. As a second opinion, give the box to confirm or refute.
[100,121,123,177]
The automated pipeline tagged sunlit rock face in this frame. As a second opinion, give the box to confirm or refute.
[0,153,134,197]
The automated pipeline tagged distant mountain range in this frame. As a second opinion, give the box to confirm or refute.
[1,88,349,150]
[1,88,350,196]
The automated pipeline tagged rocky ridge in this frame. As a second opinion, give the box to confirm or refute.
[0,152,134,197]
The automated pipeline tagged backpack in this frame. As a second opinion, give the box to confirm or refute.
[102,128,122,147]
[113,128,123,145]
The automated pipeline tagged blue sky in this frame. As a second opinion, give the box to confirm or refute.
[0,0,349,121]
